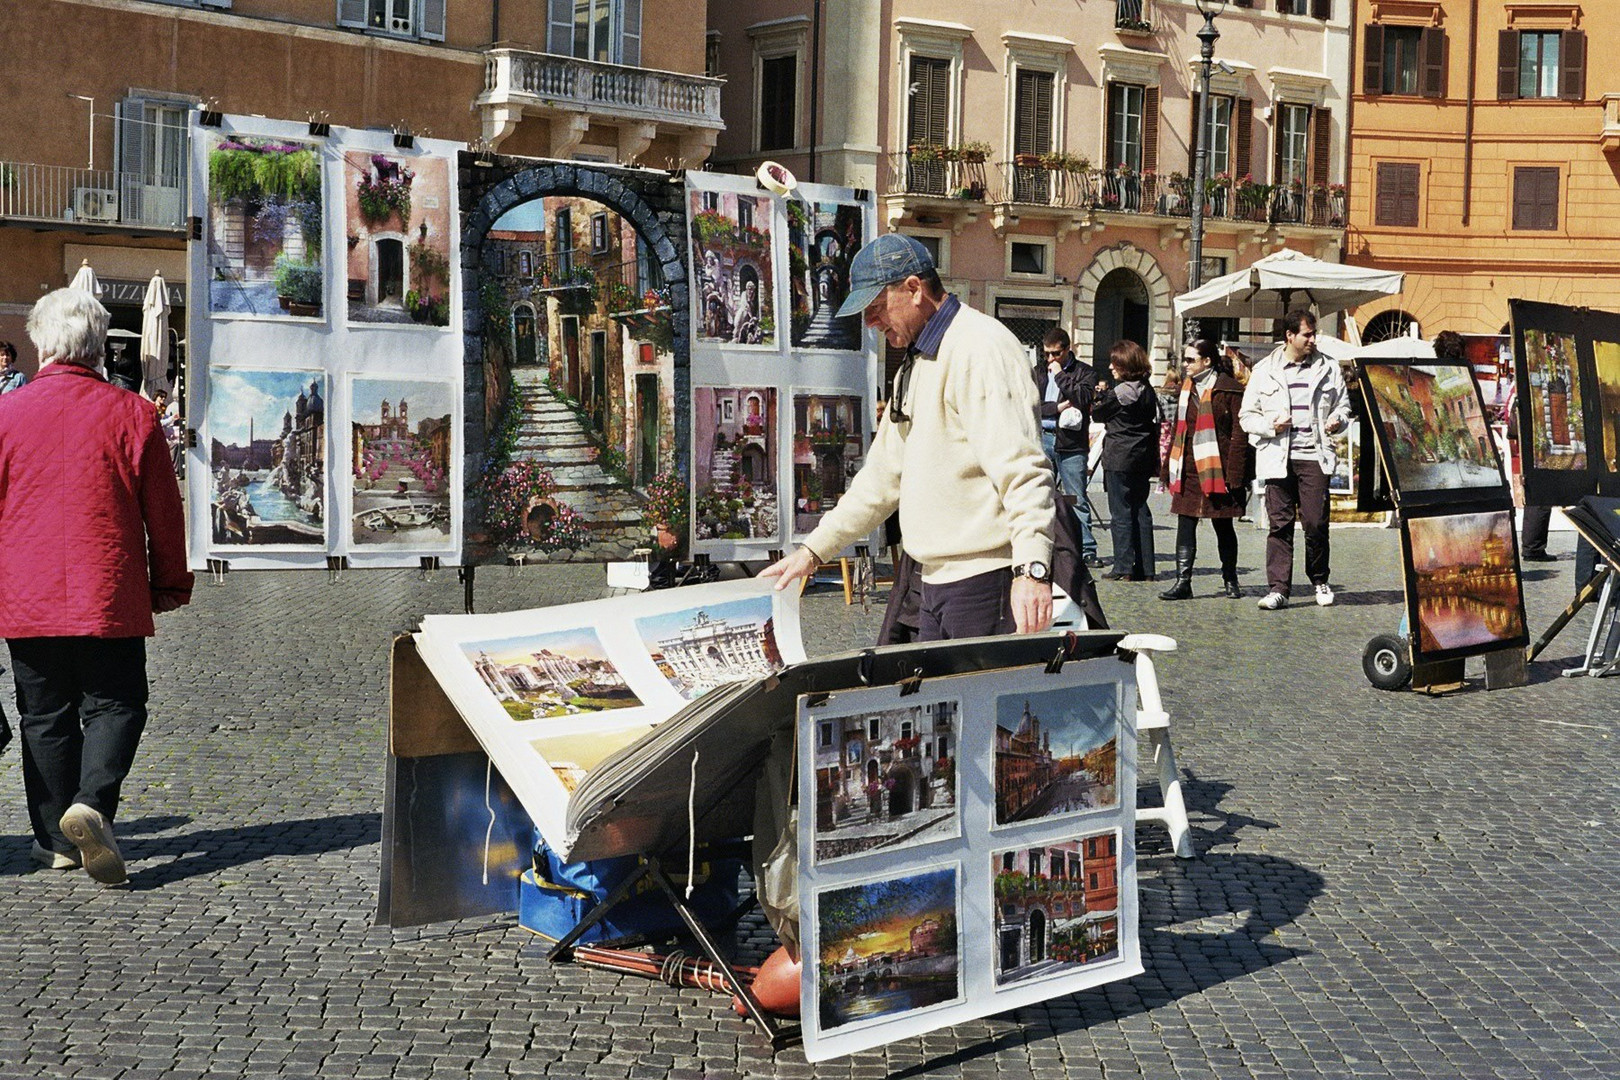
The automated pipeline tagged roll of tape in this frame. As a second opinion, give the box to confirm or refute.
[756,160,797,196]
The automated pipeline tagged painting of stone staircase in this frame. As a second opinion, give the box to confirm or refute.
[507,368,648,560]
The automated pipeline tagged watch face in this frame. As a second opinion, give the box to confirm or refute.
[1028,561,1049,581]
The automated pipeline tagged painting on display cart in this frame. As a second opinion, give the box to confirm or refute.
[1357,360,1505,507]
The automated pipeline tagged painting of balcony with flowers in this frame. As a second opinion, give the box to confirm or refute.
[206,135,324,318]
[349,376,454,549]
[344,152,453,326]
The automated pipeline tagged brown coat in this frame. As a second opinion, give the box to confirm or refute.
[1165,372,1252,519]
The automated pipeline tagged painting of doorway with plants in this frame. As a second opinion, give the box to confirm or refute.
[344,151,453,326]
[792,392,864,534]
[470,186,684,563]
[206,135,324,317]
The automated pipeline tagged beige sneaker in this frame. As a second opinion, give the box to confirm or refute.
[30,841,81,870]
[59,803,127,885]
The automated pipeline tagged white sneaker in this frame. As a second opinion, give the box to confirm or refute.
[1314,583,1335,607]
[1257,591,1288,610]
[30,841,80,870]
[59,803,127,885]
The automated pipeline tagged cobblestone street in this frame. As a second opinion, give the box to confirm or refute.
[1,503,1617,1079]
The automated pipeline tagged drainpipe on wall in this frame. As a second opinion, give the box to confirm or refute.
[1345,0,1358,260]
[1462,0,1478,226]
[491,0,499,46]
[808,0,822,183]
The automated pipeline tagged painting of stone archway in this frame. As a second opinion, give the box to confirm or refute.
[459,155,690,564]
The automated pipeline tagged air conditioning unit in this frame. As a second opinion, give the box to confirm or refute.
[72,187,119,223]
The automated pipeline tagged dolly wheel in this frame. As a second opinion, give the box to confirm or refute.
[1363,634,1412,691]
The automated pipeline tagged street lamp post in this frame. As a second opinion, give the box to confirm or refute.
[1186,0,1226,343]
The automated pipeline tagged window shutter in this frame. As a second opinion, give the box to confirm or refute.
[1234,99,1253,179]
[1420,27,1446,98]
[620,0,642,67]
[1497,30,1519,99]
[1363,25,1384,95]
[548,0,573,56]
[1512,167,1559,230]
[1560,29,1585,101]
[338,0,367,29]
[1312,0,1331,18]
[419,0,445,40]
[908,56,949,147]
[1311,107,1332,188]
[1374,162,1418,227]
[116,97,148,223]
[1013,70,1054,156]
[1143,85,1159,174]
[1105,86,1120,168]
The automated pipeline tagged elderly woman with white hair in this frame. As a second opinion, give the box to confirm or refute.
[0,287,192,885]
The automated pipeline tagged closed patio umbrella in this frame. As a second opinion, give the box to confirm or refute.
[140,271,173,399]
[69,258,103,298]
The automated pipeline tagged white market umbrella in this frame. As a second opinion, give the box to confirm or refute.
[140,272,173,399]
[69,258,103,298]
[1174,249,1404,321]
[1356,336,1435,360]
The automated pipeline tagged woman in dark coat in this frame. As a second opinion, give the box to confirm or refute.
[1092,340,1161,581]
[1159,338,1253,599]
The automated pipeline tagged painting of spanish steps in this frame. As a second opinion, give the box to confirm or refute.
[472,195,684,564]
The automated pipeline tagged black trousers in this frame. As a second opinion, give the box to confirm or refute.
[10,637,148,853]
[917,567,1016,641]
[1264,459,1331,595]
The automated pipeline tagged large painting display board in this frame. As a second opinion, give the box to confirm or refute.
[795,659,1141,1062]
[411,579,803,857]
[1399,508,1529,664]
[187,114,463,569]
[686,172,878,559]
[1358,360,1505,508]
[1508,299,1620,506]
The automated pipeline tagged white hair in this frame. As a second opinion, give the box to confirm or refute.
[27,288,109,369]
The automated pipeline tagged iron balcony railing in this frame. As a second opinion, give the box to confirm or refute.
[880,152,1347,229]
[481,49,724,130]
[0,161,187,231]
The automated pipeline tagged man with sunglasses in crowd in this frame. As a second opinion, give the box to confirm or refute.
[1034,328,1101,568]
[763,234,1055,639]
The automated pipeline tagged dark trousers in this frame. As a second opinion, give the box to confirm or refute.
[1105,470,1156,578]
[1264,459,1330,595]
[1176,515,1239,578]
[917,567,1015,641]
[10,637,149,852]
[1522,504,1553,557]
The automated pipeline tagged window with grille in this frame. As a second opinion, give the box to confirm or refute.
[1374,162,1420,227]
[1274,103,1310,188]
[1512,167,1559,231]
[338,0,445,40]
[759,54,797,151]
[1107,83,1145,171]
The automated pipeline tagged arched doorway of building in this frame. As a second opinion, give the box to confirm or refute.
[512,302,538,367]
[1364,309,1418,343]
[1092,268,1151,369]
[1028,909,1047,964]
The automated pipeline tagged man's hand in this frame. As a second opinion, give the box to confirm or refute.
[760,546,821,592]
[1011,576,1053,634]
[1273,415,1292,434]
[1325,416,1347,435]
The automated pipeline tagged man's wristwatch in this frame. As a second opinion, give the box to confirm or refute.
[1011,560,1052,583]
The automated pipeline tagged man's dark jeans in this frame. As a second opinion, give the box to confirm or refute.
[1264,459,1331,596]
[10,636,148,853]
[917,567,1016,641]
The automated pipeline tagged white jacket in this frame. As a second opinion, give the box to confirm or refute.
[1238,345,1351,481]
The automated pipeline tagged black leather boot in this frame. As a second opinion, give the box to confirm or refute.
[1159,546,1195,600]
[1221,574,1243,599]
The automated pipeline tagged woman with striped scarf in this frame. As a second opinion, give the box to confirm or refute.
[1159,338,1253,600]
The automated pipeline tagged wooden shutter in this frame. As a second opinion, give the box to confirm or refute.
[1311,107,1332,188]
[1105,85,1120,168]
[338,0,368,29]
[1014,69,1054,156]
[1420,27,1446,98]
[548,0,574,56]
[1234,99,1253,179]
[1312,0,1331,18]
[1375,162,1418,227]
[419,0,445,40]
[1364,25,1384,95]
[1497,30,1519,99]
[1560,29,1585,101]
[908,56,949,147]
[1276,0,1294,13]
[1143,86,1160,174]
[1512,167,1559,230]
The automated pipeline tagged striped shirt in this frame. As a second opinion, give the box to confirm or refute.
[1286,356,1320,460]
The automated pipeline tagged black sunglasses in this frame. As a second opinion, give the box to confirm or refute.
[888,349,918,424]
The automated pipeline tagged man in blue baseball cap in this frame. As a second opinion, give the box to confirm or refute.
[763,233,1056,639]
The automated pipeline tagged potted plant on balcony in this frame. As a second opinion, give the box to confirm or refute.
[955,140,991,164]
[908,143,943,165]
[1013,152,1042,168]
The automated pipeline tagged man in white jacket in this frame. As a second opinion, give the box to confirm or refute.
[763,234,1055,638]
[1238,309,1351,610]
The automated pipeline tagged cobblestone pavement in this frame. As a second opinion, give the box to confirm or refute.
[2,500,1617,1080]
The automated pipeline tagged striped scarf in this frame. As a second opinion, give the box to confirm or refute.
[1166,373,1228,495]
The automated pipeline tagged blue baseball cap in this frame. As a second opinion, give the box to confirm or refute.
[835,233,936,320]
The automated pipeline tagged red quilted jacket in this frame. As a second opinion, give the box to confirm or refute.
[0,364,192,637]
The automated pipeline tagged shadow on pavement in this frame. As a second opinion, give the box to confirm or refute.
[0,811,382,885]
[892,772,1323,1079]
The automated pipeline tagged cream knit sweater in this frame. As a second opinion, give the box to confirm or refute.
[804,304,1055,584]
